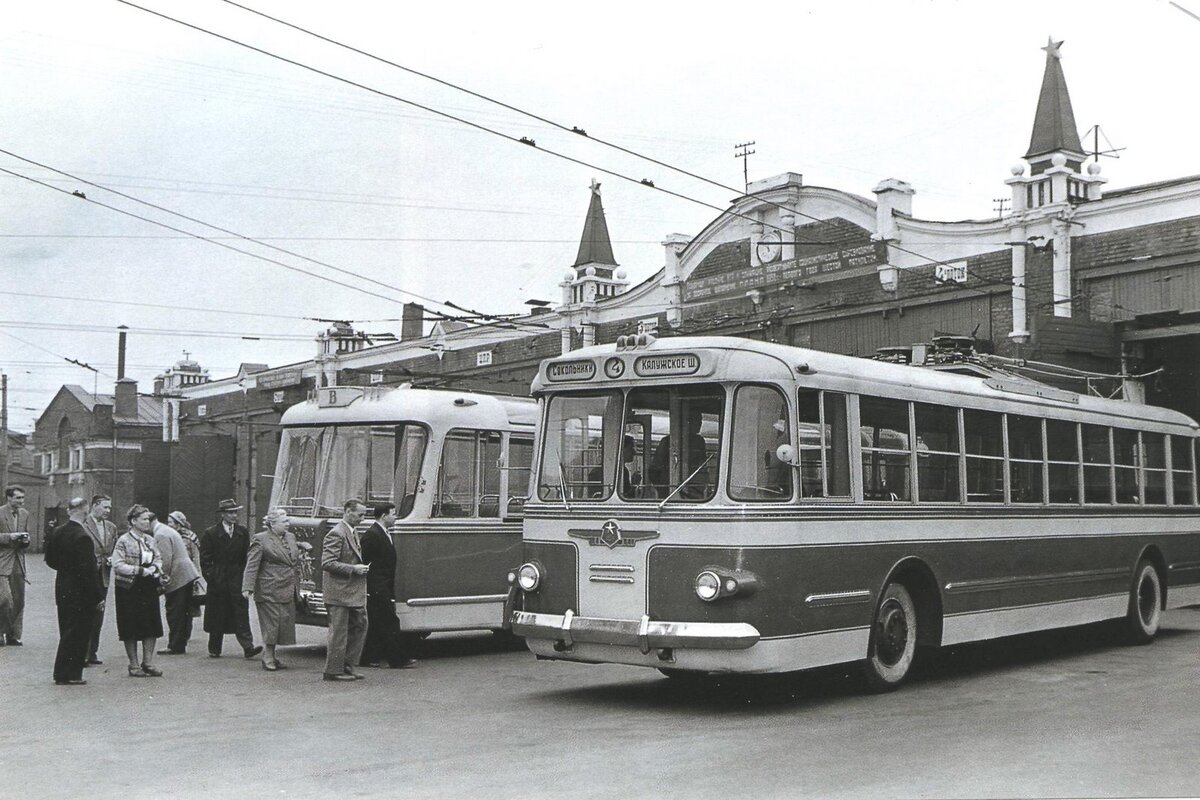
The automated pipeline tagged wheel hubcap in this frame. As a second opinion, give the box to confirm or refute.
[876,600,909,667]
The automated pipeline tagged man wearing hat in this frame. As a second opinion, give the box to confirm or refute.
[199,499,262,659]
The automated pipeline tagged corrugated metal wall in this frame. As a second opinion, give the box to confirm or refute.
[791,296,995,356]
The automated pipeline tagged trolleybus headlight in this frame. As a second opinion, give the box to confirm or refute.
[695,570,722,602]
[517,562,542,592]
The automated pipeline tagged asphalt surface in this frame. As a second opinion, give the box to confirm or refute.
[3,559,1199,800]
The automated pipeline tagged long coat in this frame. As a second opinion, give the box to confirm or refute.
[199,522,252,634]
[360,522,396,600]
[241,530,300,604]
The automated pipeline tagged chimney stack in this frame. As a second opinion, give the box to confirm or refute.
[116,325,129,380]
[115,378,138,419]
[401,303,424,341]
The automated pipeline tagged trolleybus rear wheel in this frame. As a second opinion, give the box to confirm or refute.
[1124,559,1162,645]
[861,582,917,692]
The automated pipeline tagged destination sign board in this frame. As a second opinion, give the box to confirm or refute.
[546,360,596,382]
[317,387,364,408]
[634,353,701,377]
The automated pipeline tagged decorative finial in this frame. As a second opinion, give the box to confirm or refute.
[589,179,601,196]
[1042,37,1063,59]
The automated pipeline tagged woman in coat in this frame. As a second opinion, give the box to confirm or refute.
[110,504,165,677]
[167,511,205,617]
[241,508,301,671]
[153,513,201,655]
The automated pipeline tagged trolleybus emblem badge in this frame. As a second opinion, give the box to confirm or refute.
[568,519,658,549]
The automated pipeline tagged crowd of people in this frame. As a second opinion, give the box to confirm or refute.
[0,487,416,686]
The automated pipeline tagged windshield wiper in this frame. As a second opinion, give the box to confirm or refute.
[557,461,573,512]
[658,453,715,510]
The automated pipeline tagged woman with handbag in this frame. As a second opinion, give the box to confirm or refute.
[111,505,165,677]
[168,511,207,616]
[241,508,301,671]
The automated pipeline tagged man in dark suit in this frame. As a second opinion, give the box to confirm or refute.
[320,498,369,682]
[199,499,262,659]
[0,485,31,646]
[45,497,103,686]
[359,502,417,670]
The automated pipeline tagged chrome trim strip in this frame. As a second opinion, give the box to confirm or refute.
[1169,560,1200,572]
[590,564,635,573]
[804,590,871,607]
[404,593,508,607]
[511,610,760,651]
[944,567,1127,594]
[589,575,635,584]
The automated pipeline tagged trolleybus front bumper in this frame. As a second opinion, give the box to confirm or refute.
[511,610,760,653]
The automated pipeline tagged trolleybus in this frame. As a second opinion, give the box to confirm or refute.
[510,334,1200,689]
[271,384,536,633]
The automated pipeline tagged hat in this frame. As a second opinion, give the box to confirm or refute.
[217,499,243,512]
[167,510,190,528]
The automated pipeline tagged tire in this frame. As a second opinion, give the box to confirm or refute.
[861,582,917,692]
[1124,559,1162,645]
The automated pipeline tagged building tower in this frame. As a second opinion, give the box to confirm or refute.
[559,180,628,350]
[1005,38,1107,336]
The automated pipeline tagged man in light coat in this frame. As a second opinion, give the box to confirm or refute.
[82,494,117,665]
[320,498,369,682]
[0,485,31,646]
[153,514,201,655]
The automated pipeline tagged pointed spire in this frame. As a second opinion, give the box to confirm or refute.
[1025,38,1084,160]
[573,179,618,267]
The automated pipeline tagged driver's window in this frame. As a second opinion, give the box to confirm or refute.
[729,385,793,501]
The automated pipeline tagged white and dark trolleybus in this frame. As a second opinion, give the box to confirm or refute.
[510,334,1200,689]
[271,384,536,633]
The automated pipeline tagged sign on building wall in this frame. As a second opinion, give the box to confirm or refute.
[476,351,493,367]
[935,262,968,284]
[683,238,887,302]
[257,368,304,390]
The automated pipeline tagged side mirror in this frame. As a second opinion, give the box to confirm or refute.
[775,443,798,467]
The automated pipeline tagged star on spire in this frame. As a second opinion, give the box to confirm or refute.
[1042,37,1063,59]
[589,178,602,197]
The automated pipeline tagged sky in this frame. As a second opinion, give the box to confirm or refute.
[3,0,1200,433]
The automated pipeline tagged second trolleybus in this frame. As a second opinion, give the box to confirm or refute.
[510,334,1200,689]
[271,384,536,634]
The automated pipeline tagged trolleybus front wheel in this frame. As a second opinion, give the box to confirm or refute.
[861,582,917,692]
[1124,559,1162,645]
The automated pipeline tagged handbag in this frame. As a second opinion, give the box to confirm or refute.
[190,576,208,605]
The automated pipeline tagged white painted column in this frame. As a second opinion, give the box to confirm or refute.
[1008,224,1030,343]
[1051,217,1072,318]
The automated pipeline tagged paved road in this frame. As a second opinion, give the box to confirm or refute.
[4,559,1199,800]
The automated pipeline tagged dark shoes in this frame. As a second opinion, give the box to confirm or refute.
[55,678,87,686]
[84,659,103,667]
[208,652,221,658]
[322,672,356,682]
[140,664,163,677]
[6,637,22,646]
[156,649,184,656]
[389,659,418,669]
[243,645,263,659]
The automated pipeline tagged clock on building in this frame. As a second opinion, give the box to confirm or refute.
[756,230,782,263]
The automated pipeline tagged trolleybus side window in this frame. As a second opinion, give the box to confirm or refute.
[1082,424,1114,504]
[859,396,912,501]
[505,436,534,515]
[915,402,961,503]
[434,430,502,518]
[1170,435,1195,505]
[637,386,723,502]
[1046,419,1081,504]
[964,409,1004,503]
[1140,432,1166,505]
[1007,414,1045,504]
[796,389,851,499]
[1113,428,1140,504]
[395,426,428,518]
[537,392,619,501]
[730,385,793,501]
[367,427,396,504]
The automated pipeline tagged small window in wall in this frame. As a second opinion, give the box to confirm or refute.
[1007,415,1045,504]
[1171,436,1195,506]
[1082,424,1113,504]
[859,397,911,501]
[1046,420,1080,503]
[963,409,1004,503]
[1141,433,1166,505]
[914,403,960,503]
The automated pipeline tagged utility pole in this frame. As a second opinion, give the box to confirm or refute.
[1,373,8,490]
[734,141,756,194]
